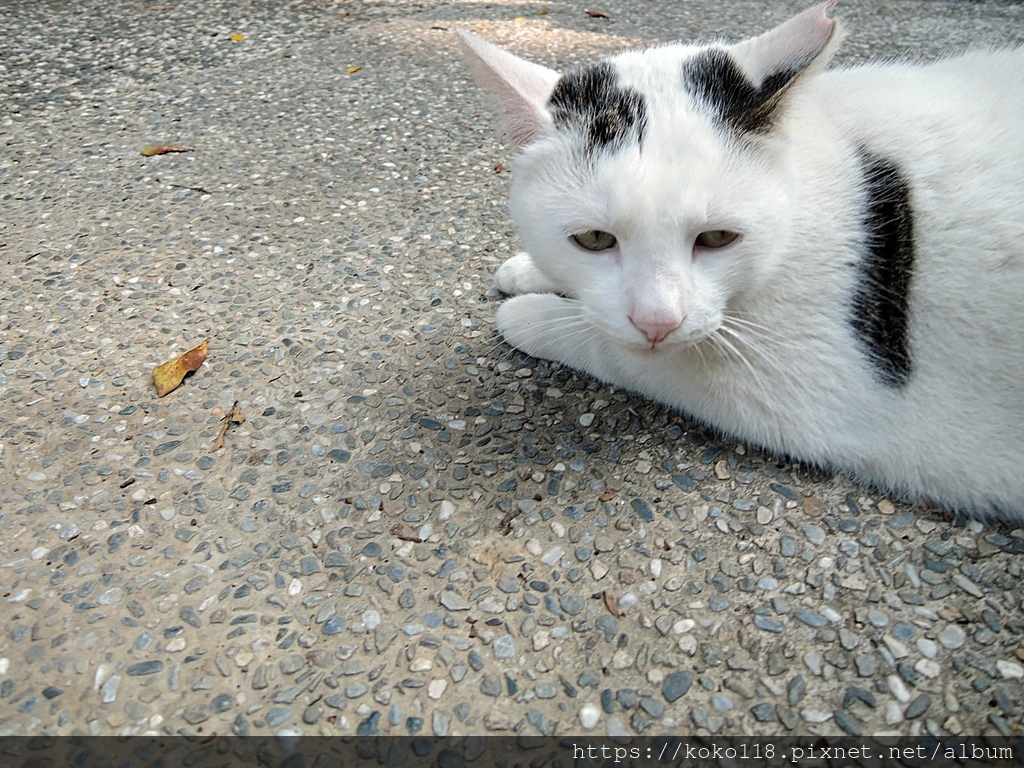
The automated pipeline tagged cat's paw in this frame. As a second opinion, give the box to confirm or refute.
[496,293,586,364]
[494,252,559,295]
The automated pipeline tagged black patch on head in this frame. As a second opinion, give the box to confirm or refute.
[850,151,916,389]
[682,49,802,135]
[548,62,647,153]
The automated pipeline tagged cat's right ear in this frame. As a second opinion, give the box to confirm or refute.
[457,31,561,150]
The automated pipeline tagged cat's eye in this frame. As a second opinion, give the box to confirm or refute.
[571,230,617,252]
[695,230,740,249]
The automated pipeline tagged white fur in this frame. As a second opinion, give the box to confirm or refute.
[462,6,1024,520]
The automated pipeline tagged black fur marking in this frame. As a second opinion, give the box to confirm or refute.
[850,151,916,389]
[681,49,802,135]
[548,62,647,152]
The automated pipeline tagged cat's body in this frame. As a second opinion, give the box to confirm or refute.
[460,2,1024,521]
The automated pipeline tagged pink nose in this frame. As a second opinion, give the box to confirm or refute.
[629,315,681,345]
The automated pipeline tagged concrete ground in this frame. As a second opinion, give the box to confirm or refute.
[2,0,1023,740]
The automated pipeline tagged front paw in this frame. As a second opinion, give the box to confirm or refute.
[494,251,559,295]
[496,293,586,364]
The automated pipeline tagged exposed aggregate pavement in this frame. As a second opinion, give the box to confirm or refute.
[1,0,1024,741]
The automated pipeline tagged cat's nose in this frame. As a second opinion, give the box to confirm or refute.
[629,315,681,345]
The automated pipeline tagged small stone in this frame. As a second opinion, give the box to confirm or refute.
[322,617,346,635]
[833,710,862,736]
[887,674,911,703]
[126,661,163,677]
[440,592,470,611]
[493,635,515,659]
[996,659,1024,680]
[183,705,210,725]
[917,638,939,659]
[579,704,600,730]
[754,616,783,634]
[428,679,448,700]
[100,676,121,703]
[884,700,904,725]
[794,610,827,628]
[662,671,692,703]
[801,708,832,724]
[951,573,983,598]
[938,624,967,650]
[915,659,942,678]
[751,703,775,722]
[905,694,931,719]
[266,707,291,728]
[357,711,380,735]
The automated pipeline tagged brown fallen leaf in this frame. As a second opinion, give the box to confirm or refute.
[212,401,245,451]
[604,590,624,618]
[585,9,611,18]
[153,339,208,397]
[493,161,503,173]
[140,145,192,157]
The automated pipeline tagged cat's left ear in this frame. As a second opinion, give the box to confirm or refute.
[721,1,845,132]
[732,1,843,81]
[458,31,561,150]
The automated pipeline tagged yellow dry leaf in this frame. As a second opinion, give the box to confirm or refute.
[230,33,246,42]
[153,339,208,397]
[513,16,527,22]
[140,144,191,157]
[347,66,362,74]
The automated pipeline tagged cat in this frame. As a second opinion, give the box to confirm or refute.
[458,1,1024,522]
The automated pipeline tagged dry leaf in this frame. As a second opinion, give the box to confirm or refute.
[599,489,615,502]
[230,33,246,42]
[153,339,208,397]
[493,161,503,173]
[513,16,527,22]
[604,590,624,618]
[212,401,245,451]
[535,9,549,15]
[585,9,611,18]
[140,145,192,157]
[347,66,362,74]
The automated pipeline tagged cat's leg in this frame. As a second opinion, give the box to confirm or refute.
[494,251,560,295]
[496,293,623,384]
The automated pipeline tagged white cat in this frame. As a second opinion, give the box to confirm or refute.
[459,2,1024,522]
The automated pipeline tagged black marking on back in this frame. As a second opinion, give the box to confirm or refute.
[681,49,803,135]
[850,151,916,389]
[548,61,647,153]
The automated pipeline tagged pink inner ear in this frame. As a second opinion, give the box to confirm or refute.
[734,1,839,85]
[457,31,561,149]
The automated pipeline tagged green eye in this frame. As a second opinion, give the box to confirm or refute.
[571,230,617,252]
[695,230,740,249]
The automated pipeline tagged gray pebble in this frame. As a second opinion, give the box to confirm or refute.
[939,624,967,649]
[441,592,470,611]
[126,661,163,677]
[493,635,516,659]
[833,710,862,736]
[754,616,784,634]
[794,610,828,628]
[905,694,931,719]
[662,672,692,703]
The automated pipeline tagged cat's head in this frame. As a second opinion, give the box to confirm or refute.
[461,2,843,354]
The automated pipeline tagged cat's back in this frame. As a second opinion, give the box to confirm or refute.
[812,47,1024,167]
